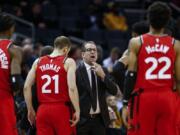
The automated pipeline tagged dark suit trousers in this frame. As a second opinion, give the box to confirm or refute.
[77,115,106,135]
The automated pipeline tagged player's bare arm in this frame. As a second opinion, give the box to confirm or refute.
[174,40,180,94]
[127,37,141,71]
[123,37,141,102]
[64,58,80,127]
[23,59,38,126]
[9,45,22,74]
[122,37,141,128]
[8,44,23,92]
[119,49,129,66]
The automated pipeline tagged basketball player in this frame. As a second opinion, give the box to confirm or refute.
[0,14,22,135]
[24,36,80,135]
[122,2,180,135]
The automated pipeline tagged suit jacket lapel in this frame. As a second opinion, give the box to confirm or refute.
[79,62,91,93]
[96,76,101,95]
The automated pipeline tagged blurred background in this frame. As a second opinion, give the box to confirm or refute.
[0,0,179,135]
[0,0,179,58]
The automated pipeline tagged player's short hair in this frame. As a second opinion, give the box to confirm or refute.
[147,2,171,30]
[132,21,149,35]
[54,36,71,49]
[40,46,53,56]
[0,13,15,32]
[81,41,96,52]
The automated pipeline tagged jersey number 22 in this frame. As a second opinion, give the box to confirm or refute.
[145,56,171,80]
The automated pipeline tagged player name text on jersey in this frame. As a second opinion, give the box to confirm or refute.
[0,48,8,69]
[145,44,169,54]
[39,64,61,72]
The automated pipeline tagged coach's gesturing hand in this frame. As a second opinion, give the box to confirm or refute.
[92,62,105,80]
[28,107,36,126]
[70,111,80,127]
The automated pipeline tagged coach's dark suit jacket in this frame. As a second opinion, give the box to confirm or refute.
[76,61,118,127]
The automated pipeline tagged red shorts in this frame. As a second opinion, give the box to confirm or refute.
[175,94,180,135]
[0,92,18,135]
[127,88,176,135]
[36,103,75,135]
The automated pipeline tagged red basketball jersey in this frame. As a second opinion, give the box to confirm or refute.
[36,55,70,103]
[0,39,12,95]
[135,34,176,89]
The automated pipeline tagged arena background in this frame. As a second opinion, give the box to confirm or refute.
[0,0,179,56]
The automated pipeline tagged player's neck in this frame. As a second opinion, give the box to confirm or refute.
[0,30,11,39]
[0,34,10,39]
[149,26,165,35]
[50,49,65,57]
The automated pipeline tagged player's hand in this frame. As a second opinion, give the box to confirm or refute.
[28,108,36,126]
[92,62,105,80]
[70,111,80,127]
[122,106,129,128]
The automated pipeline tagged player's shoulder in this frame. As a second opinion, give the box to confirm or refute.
[65,58,76,65]
[130,36,141,46]
[9,43,22,50]
[129,36,141,52]
[8,44,22,55]
[64,58,76,71]
[174,39,180,53]
[34,58,40,64]
[32,58,40,69]
[174,39,180,46]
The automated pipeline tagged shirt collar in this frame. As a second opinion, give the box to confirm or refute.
[84,62,92,71]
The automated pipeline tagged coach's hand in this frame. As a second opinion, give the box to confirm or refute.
[28,108,36,126]
[70,111,80,127]
[92,62,105,80]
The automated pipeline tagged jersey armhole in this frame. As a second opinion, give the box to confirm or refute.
[172,38,175,46]
[36,57,42,67]
[7,42,13,49]
[63,56,69,72]
[63,56,68,64]
[7,42,14,58]
[137,35,143,56]
[140,35,143,45]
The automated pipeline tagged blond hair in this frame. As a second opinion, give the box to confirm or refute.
[54,36,71,49]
